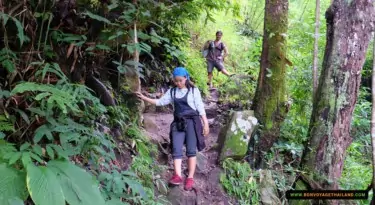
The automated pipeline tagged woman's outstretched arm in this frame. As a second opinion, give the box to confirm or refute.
[135,89,172,106]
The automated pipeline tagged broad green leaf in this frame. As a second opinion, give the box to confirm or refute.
[46,145,55,160]
[107,1,118,10]
[0,132,4,139]
[27,108,46,116]
[96,44,111,50]
[8,197,24,205]
[48,160,106,205]
[0,164,28,205]
[21,152,32,168]
[30,153,43,163]
[122,177,147,199]
[85,46,94,51]
[2,59,15,73]
[20,143,31,151]
[41,63,51,81]
[84,11,111,24]
[98,172,111,181]
[106,198,129,205]
[35,92,51,101]
[12,17,25,46]
[12,108,30,125]
[108,31,125,40]
[0,13,10,25]
[26,164,65,205]
[136,31,150,40]
[0,90,10,98]
[52,145,68,159]
[32,144,43,156]
[8,152,21,165]
[34,125,53,143]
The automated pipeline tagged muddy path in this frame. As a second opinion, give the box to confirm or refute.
[142,89,237,205]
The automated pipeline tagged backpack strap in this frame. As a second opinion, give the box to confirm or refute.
[217,42,224,51]
[170,87,176,100]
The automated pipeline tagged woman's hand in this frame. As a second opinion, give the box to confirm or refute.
[203,123,210,137]
[133,91,157,105]
[134,91,144,99]
[200,115,209,137]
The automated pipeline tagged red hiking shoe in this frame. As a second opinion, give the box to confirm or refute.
[169,174,183,186]
[184,178,194,191]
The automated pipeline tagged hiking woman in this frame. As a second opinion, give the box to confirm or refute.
[135,67,209,191]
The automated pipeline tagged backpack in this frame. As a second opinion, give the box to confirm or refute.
[202,40,224,58]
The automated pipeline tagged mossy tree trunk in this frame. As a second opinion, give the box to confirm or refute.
[123,0,144,125]
[297,0,374,203]
[250,0,289,168]
[371,33,375,204]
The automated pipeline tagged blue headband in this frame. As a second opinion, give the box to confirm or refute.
[172,67,190,80]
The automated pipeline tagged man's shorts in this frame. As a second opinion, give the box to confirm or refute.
[207,60,224,73]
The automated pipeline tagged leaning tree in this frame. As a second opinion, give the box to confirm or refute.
[297,0,374,204]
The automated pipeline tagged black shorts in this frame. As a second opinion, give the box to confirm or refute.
[207,60,224,73]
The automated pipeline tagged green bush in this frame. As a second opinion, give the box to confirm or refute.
[220,158,259,204]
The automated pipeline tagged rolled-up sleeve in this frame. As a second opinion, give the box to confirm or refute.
[193,88,206,116]
[155,89,172,106]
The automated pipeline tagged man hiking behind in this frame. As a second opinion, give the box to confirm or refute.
[202,30,234,89]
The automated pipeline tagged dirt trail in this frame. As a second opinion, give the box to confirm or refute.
[142,89,236,205]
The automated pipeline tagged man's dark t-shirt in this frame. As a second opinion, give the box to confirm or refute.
[206,41,225,62]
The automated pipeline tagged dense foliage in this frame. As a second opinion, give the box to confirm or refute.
[0,0,373,204]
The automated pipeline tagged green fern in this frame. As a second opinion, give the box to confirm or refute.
[0,115,14,132]
[0,12,27,46]
[0,48,16,72]
[10,82,79,114]
[34,62,67,81]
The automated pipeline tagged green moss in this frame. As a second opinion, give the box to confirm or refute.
[220,111,258,161]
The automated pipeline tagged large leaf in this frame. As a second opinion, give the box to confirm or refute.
[0,164,28,205]
[106,198,129,205]
[26,164,65,205]
[8,197,24,205]
[48,160,106,205]
[12,17,25,46]
[83,11,111,24]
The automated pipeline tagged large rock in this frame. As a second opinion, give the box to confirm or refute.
[167,186,197,205]
[142,113,173,143]
[259,169,282,205]
[143,114,159,134]
[218,110,258,161]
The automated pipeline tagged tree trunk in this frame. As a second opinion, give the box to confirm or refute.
[250,0,289,168]
[123,0,143,125]
[299,0,374,199]
[371,37,375,203]
[312,0,320,98]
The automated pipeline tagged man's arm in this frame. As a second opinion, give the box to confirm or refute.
[223,44,229,58]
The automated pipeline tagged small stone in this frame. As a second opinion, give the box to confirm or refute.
[155,179,168,195]
[196,152,208,172]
